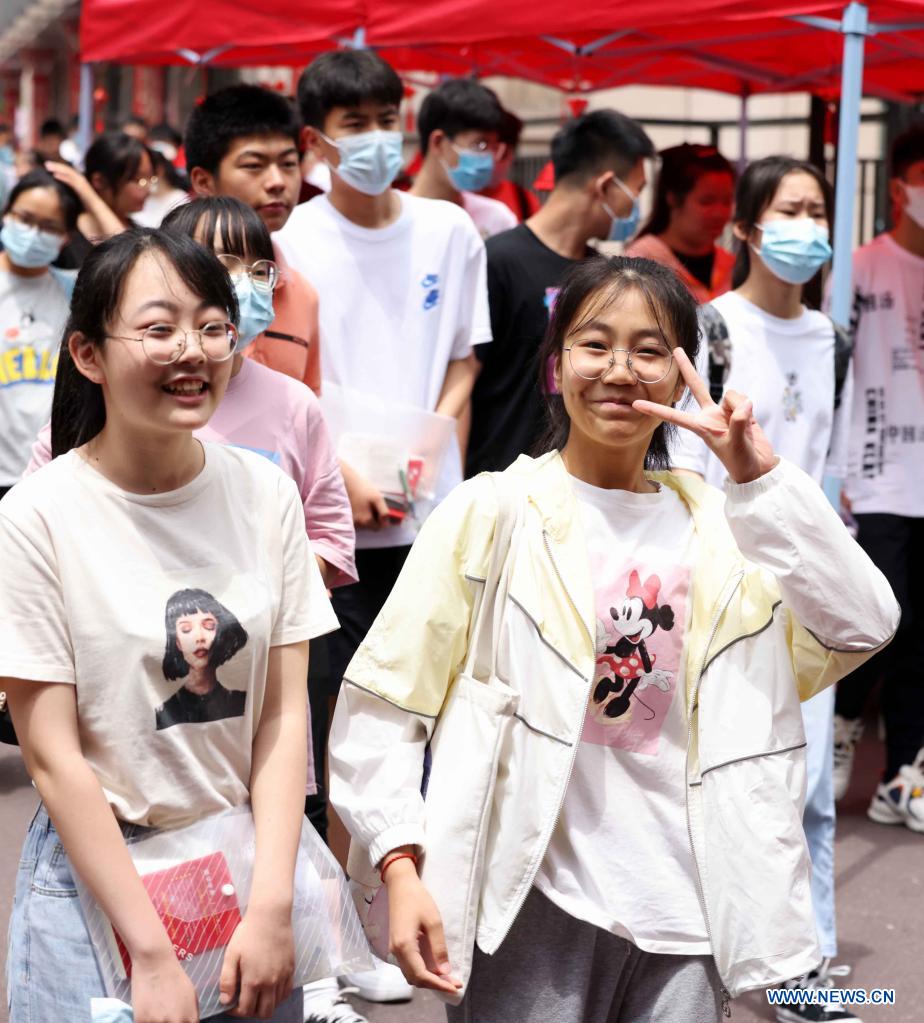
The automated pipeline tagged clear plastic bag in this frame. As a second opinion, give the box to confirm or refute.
[75,806,374,1018]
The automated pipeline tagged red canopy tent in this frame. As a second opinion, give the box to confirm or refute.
[80,0,924,100]
[77,0,924,331]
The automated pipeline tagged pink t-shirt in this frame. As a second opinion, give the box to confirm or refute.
[26,359,356,588]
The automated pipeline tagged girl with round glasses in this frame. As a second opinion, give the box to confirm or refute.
[326,255,897,1023]
[1,228,337,1023]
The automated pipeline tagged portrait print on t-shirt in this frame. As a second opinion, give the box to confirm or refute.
[583,565,690,754]
[155,588,249,731]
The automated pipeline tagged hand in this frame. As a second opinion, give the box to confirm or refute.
[385,859,462,994]
[44,160,97,205]
[633,348,779,485]
[219,908,295,1019]
[637,668,671,692]
[345,471,394,531]
[131,949,199,1023]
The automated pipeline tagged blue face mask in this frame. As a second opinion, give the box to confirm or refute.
[0,217,65,269]
[444,145,495,193]
[602,177,642,244]
[0,145,14,167]
[752,219,832,285]
[323,130,404,196]
[233,276,275,348]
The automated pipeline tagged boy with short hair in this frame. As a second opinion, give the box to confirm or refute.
[467,109,654,477]
[832,127,924,832]
[410,78,517,239]
[276,48,490,1017]
[185,84,322,394]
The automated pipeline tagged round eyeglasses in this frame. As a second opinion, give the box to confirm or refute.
[106,322,239,365]
[216,253,278,293]
[564,340,674,383]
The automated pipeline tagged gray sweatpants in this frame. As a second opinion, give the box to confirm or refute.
[447,888,724,1023]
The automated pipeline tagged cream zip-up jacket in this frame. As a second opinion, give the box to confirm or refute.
[329,452,898,998]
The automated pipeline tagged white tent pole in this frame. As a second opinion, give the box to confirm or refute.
[76,63,93,164]
[738,87,749,170]
[830,1,869,327]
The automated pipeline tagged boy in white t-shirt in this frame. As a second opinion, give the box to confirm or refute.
[408,78,517,240]
[275,49,491,1012]
[832,128,924,835]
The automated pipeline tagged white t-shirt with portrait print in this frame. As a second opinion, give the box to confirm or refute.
[0,442,337,829]
[534,477,710,954]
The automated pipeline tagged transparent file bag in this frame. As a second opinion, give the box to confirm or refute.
[75,805,374,1018]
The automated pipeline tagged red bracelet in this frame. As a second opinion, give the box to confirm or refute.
[380,852,418,882]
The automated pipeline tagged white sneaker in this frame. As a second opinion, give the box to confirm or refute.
[340,961,414,1003]
[867,749,924,834]
[833,716,864,801]
[303,978,369,1023]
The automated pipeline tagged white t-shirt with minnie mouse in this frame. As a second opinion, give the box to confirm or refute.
[534,476,710,953]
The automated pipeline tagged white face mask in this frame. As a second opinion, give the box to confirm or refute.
[901,181,924,228]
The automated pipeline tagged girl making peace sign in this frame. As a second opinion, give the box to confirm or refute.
[327,255,898,1023]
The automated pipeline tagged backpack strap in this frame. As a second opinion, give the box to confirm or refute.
[698,303,732,404]
[827,317,854,411]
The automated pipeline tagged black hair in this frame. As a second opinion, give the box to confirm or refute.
[417,79,504,155]
[731,155,834,287]
[4,167,82,232]
[39,118,65,138]
[148,147,188,191]
[84,131,152,193]
[185,84,301,176]
[149,122,182,148]
[50,228,238,458]
[638,143,735,238]
[297,50,403,129]
[536,255,700,471]
[890,126,924,179]
[120,113,148,132]
[498,109,524,150]
[551,110,654,185]
[162,588,248,680]
[162,195,274,263]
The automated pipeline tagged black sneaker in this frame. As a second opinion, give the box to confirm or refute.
[774,959,863,1023]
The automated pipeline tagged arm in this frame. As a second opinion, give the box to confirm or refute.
[328,477,495,992]
[46,161,126,241]
[6,678,198,1023]
[339,458,394,531]
[219,640,309,1018]
[635,348,899,701]
[299,394,357,588]
[435,353,479,422]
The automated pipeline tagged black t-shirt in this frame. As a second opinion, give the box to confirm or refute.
[674,248,715,289]
[467,224,584,477]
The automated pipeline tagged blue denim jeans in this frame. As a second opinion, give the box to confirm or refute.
[801,686,837,958]
[6,805,301,1023]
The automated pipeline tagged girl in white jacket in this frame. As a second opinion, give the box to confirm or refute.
[328,255,898,1023]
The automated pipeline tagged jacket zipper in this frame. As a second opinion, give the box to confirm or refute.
[492,530,595,945]
[685,569,743,1016]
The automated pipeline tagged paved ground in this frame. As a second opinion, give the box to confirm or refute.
[1,722,920,1023]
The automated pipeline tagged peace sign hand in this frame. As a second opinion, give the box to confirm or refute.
[633,347,779,485]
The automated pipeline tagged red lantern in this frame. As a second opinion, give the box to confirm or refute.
[93,86,108,105]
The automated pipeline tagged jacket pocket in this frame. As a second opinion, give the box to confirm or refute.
[701,749,813,963]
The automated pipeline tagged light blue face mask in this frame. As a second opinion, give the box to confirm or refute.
[602,177,642,244]
[323,130,404,196]
[444,145,495,193]
[0,216,65,268]
[752,219,832,285]
[233,275,275,348]
[0,145,14,167]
